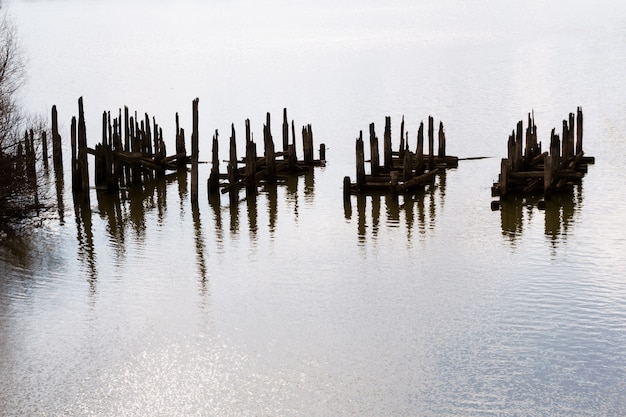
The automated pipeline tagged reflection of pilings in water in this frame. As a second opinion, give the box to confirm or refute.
[286,173,299,219]
[192,204,207,286]
[177,168,188,215]
[371,194,380,238]
[96,189,125,256]
[357,194,366,242]
[73,200,96,290]
[128,184,147,238]
[156,175,167,225]
[229,197,240,236]
[54,162,65,225]
[209,191,224,250]
[304,170,314,203]
[403,194,414,238]
[385,194,400,224]
[544,189,577,242]
[266,184,278,233]
[246,190,258,241]
[500,197,525,239]
[438,170,447,207]
[426,185,437,230]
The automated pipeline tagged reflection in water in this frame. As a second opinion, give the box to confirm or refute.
[192,204,208,286]
[246,188,258,242]
[54,164,65,225]
[499,185,582,243]
[346,181,441,244]
[73,199,96,289]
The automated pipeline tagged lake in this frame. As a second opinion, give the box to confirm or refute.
[1,0,626,415]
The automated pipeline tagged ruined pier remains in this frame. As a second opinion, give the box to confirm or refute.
[343,115,458,198]
[491,107,595,209]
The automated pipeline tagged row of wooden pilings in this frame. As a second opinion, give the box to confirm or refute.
[491,107,595,209]
[207,107,324,201]
[54,97,324,207]
[343,115,458,199]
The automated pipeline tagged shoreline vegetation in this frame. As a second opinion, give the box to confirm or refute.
[0,8,51,231]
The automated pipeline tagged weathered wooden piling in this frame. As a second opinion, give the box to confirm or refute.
[51,105,63,170]
[264,112,277,183]
[384,116,392,170]
[191,98,199,205]
[428,116,434,171]
[492,108,593,205]
[208,129,219,195]
[369,123,380,176]
[77,97,90,203]
[282,108,289,155]
[345,115,455,196]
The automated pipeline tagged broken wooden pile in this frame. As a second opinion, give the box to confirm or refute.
[491,107,595,208]
[343,115,458,198]
[207,108,325,199]
[64,96,191,205]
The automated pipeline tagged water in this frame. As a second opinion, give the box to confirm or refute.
[2,0,626,415]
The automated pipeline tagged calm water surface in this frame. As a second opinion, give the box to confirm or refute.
[1,0,626,415]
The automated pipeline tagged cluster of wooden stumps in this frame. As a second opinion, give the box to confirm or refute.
[207,108,325,202]
[491,107,595,210]
[67,97,191,205]
[343,116,458,199]
[59,97,324,207]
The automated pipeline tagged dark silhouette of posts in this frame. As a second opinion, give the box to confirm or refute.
[51,105,63,170]
[576,107,583,154]
[356,130,365,189]
[264,112,276,183]
[383,116,392,170]
[428,116,434,171]
[416,122,425,175]
[369,123,380,176]
[282,108,289,155]
[77,97,90,203]
[191,98,199,206]
[208,129,219,195]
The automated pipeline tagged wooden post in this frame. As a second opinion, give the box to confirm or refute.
[282,108,289,155]
[403,150,413,180]
[500,158,509,198]
[191,98,199,206]
[303,124,313,164]
[264,112,276,183]
[507,131,516,170]
[77,97,90,203]
[343,175,352,202]
[319,143,325,162]
[416,122,425,175]
[369,122,380,176]
[51,105,63,170]
[575,107,583,154]
[245,134,256,195]
[515,120,523,169]
[229,123,238,182]
[356,131,365,189]
[398,116,405,160]
[288,143,297,172]
[383,116,392,170]
[437,121,446,158]
[208,129,220,195]
[71,116,80,191]
[291,120,296,157]
[428,116,434,171]
[568,112,575,160]
[26,130,36,180]
[544,153,553,198]
[41,131,48,163]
